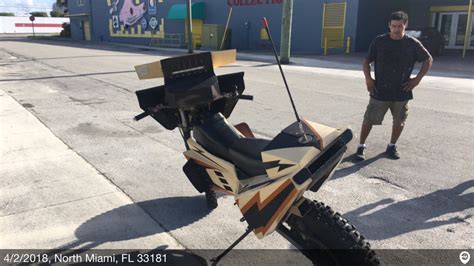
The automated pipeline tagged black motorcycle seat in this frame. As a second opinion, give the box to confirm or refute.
[231,138,271,159]
[193,113,241,163]
[193,113,269,178]
[229,138,271,177]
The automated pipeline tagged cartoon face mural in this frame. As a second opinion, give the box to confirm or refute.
[141,17,148,30]
[112,15,120,29]
[108,0,165,38]
[119,0,146,27]
[148,0,157,15]
[109,0,120,15]
[149,17,158,30]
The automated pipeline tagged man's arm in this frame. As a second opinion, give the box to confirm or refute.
[403,56,433,91]
[403,39,433,91]
[363,59,376,95]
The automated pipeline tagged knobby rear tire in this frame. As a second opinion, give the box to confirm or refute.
[280,199,379,266]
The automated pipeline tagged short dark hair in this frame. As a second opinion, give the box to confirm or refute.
[389,11,408,24]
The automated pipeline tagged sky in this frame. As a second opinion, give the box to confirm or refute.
[0,0,55,16]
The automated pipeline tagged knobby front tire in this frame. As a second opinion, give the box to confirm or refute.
[279,199,380,265]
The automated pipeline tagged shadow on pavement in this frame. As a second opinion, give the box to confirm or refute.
[332,153,387,179]
[344,180,474,240]
[47,196,212,252]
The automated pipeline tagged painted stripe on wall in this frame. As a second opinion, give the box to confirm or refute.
[430,5,469,12]
[15,23,63,28]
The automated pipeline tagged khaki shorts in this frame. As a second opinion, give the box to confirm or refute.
[363,98,409,126]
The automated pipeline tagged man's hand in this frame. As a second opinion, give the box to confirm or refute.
[366,78,376,95]
[403,77,420,91]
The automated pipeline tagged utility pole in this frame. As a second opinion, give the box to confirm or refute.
[280,0,293,64]
[186,0,193,54]
[462,0,472,58]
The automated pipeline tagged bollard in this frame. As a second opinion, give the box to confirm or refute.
[324,38,328,56]
[346,36,351,54]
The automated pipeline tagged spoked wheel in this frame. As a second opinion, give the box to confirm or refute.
[278,198,379,266]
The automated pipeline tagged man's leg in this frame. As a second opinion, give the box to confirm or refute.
[390,124,404,144]
[386,101,409,159]
[386,124,403,159]
[360,123,372,145]
[356,123,372,160]
[357,98,387,160]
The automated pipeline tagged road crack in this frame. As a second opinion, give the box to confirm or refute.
[367,175,407,191]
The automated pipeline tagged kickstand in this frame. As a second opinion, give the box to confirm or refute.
[210,227,253,265]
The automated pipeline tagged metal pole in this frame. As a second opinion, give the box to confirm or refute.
[89,0,93,40]
[220,7,233,50]
[324,37,328,55]
[262,17,300,123]
[211,227,253,265]
[32,21,35,37]
[280,0,293,64]
[186,0,193,54]
[462,0,473,58]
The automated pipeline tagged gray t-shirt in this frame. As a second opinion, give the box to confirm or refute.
[366,33,431,101]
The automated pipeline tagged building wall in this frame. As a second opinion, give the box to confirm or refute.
[68,0,92,40]
[204,0,284,50]
[355,0,469,52]
[194,0,359,54]
[70,17,83,40]
[66,0,362,54]
[292,0,359,54]
[73,0,203,45]
[355,0,410,52]
[406,0,469,28]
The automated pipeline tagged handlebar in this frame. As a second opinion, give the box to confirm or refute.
[134,112,149,121]
[237,94,254,100]
[135,93,253,121]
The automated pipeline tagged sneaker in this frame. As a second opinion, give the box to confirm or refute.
[355,145,366,161]
[386,145,400,159]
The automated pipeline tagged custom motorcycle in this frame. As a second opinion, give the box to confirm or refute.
[133,18,379,265]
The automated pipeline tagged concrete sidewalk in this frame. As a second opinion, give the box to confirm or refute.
[0,90,183,250]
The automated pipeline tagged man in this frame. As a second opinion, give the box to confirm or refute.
[356,11,433,160]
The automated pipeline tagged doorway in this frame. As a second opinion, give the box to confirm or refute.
[82,20,91,41]
[437,12,473,49]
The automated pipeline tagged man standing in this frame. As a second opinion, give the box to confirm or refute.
[356,11,433,160]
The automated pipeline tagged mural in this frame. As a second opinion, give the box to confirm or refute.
[119,0,146,27]
[148,0,157,15]
[107,0,165,38]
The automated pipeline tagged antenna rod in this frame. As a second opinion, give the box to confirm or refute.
[262,17,300,123]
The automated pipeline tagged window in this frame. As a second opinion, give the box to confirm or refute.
[77,0,84,6]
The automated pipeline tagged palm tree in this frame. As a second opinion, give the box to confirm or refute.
[54,0,68,13]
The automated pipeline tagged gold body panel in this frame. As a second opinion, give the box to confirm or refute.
[134,49,237,80]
